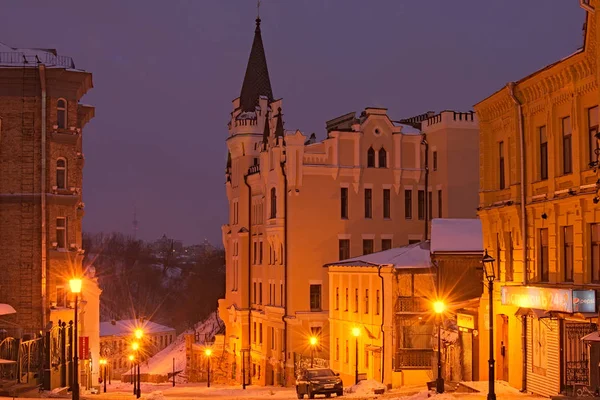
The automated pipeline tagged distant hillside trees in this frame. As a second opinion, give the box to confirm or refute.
[82,232,225,332]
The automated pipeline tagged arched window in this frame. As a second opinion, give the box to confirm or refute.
[270,187,277,218]
[56,158,67,189]
[367,147,375,167]
[379,148,387,168]
[57,99,67,129]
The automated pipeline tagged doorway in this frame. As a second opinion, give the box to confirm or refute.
[373,351,382,382]
[496,314,509,381]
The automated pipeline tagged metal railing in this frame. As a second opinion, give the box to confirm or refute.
[0,52,75,69]
[396,297,430,313]
[394,348,433,370]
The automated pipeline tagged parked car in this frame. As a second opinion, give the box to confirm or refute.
[296,368,343,398]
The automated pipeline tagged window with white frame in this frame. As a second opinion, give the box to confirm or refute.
[56,217,66,249]
[57,99,67,129]
[56,158,67,189]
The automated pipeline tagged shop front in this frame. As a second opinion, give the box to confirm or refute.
[501,286,597,397]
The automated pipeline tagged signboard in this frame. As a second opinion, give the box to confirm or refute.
[457,313,475,330]
[573,290,596,313]
[501,286,573,313]
[79,336,89,360]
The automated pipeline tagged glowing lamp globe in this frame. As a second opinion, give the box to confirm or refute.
[69,278,82,294]
[433,301,445,314]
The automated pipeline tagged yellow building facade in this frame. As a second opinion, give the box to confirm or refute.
[475,2,600,397]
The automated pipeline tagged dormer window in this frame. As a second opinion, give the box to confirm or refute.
[57,99,67,129]
[56,158,67,189]
[367,147,375,168]
[378,148,387,168]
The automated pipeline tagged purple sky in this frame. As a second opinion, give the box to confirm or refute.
[0,1,585,245]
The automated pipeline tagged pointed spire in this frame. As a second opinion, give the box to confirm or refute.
[239,17,274,112]
[274,107,284,142]
[262,110,270,149]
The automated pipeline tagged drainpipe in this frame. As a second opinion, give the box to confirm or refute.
[39,65,47,329]
[279,161,288,387]
[377,265,385,384]
[422,134,429,239]
[243,173,252,388]
[507,82,527,392]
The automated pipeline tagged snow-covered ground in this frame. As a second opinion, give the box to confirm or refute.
[25,380,546,400]
[127,312,223,382]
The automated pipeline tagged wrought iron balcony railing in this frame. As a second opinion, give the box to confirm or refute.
[394,348,433,370]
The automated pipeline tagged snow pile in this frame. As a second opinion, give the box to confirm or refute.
[345,379,386,396]
[138,312,223,380]
[145,391,165,400]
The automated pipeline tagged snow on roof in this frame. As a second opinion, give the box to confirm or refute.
[0,42,78,70]
[430,218,483,254]
[326,241,431,269]
[100,319,175,337]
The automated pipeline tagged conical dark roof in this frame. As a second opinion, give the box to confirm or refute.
[275,107,284,138]
[239,18,274,112]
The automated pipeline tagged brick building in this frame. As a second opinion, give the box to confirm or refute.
[0,43,101,384]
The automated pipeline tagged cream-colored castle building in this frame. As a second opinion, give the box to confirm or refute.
[218,17,480,386]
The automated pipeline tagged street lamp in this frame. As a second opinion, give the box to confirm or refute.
[134,328,143,340]
[99,359,107,393]
[482,250,496,400]
[205,348,212,388]
[128,355,134,386]
[69,278,82,400]
[309,336,318,368]
[352,327,361,385]
[433,300,445,394]
[132,341,141,398]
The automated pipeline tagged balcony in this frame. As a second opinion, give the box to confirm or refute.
[396,297,430,314]
[394,349,433,370]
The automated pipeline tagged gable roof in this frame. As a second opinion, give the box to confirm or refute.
[325,241,432,269]
[239,18,274,112]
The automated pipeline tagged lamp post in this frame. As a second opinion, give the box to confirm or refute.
[205,349,212,388]
[133,328,143,399]
[69,278,82,400]
[433,300,446,394]
[482,250,497,400]
[99,359,107,393]
[132,342,140,398]
[309,336,318,368]
[128,355,134,386]
[352,327,361,385]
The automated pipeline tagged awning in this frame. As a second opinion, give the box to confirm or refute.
[0,304,16,316]
[515,308,551,319]
[582,331,600,342]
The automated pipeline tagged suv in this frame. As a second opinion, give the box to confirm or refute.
[296,368,343,399]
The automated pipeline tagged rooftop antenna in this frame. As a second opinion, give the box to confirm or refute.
[132,205,139,239]
[257,0,261,19]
